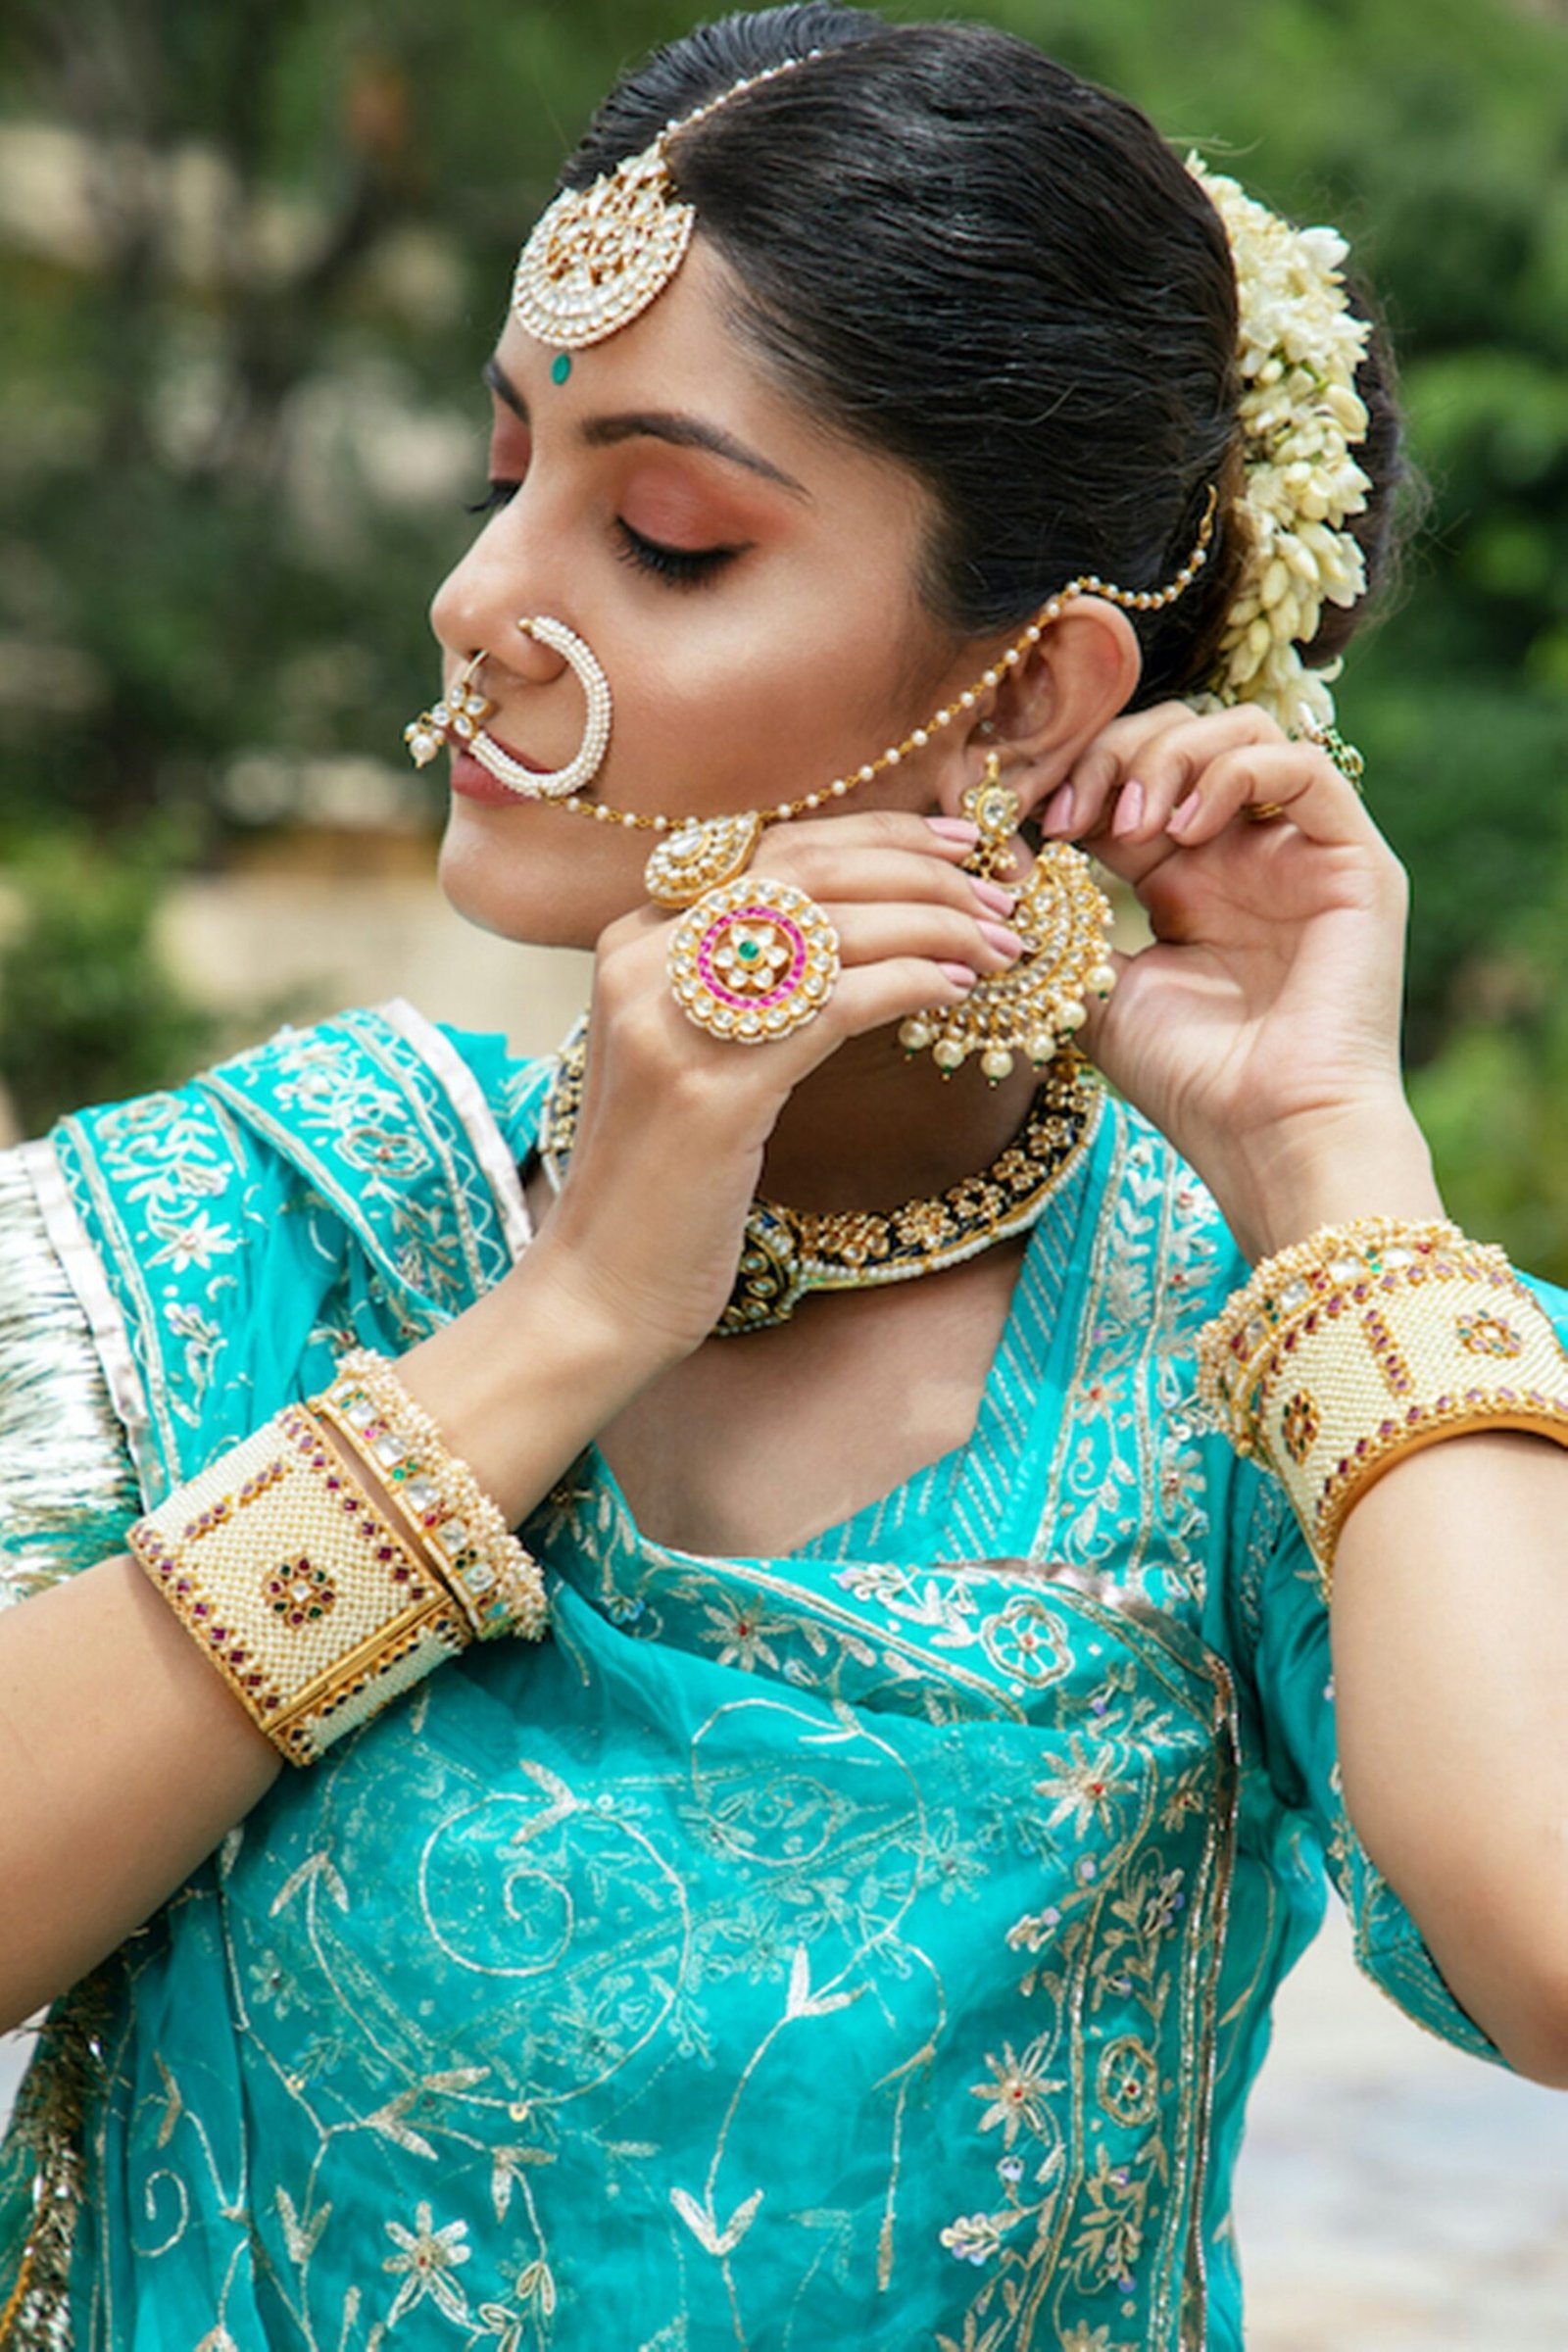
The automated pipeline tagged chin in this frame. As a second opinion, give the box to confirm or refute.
[435,798,647,949]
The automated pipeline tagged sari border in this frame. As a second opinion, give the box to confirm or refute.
[377,999,532,1262]
[19,1136,161,1510]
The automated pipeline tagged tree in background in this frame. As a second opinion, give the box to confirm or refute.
[0,0,1564,1269]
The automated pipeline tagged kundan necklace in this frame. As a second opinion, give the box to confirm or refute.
[537,1023,1102,1336]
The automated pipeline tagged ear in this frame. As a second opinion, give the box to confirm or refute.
[934,599,1143,815]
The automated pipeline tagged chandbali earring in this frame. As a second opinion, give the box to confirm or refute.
[402,615,612,801]
[900,756,1118,1084]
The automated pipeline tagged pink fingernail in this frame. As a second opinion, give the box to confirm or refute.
[927,815,980,842]
[1042,784,1076,836]
[1167,792,1200,835]
[937,960,977,987]
[1112,779,1146,838]
[978,920,1024,957]
[970,877,1017,914]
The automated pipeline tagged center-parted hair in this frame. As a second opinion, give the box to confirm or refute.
[564,5,1401,708]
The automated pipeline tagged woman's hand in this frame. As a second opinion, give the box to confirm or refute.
[523,811,1022,1367]
[1050,701,1444,1256]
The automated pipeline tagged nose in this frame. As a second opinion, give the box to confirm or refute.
[426,506,572,686]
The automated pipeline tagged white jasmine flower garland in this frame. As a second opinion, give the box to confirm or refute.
[1186,157,1376,733]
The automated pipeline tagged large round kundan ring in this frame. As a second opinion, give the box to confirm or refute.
[667,876,841,1043]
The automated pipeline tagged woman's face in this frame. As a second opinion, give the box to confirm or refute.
[427,237,976,949]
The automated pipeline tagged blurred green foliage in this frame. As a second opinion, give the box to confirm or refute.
[0,0,1565,1268]
[0,829,223,1135]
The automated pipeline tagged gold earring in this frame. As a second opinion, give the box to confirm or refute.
[900,756,1118,1084]
[959,753,1023,882]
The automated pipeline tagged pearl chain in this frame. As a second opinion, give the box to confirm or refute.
[546,489,1217,835]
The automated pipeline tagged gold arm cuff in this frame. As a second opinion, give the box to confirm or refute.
[1196,1221,1568,1592]
[1315,1400,1568,1563]
[128,1404,470,1765]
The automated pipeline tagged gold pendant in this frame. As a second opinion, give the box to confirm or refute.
[644,812,763,906]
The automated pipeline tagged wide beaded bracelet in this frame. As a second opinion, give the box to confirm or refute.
[1196,1217,1568,1590]
[127,1360,547,1765]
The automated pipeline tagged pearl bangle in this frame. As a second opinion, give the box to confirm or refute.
[128,1357,548,1765]
[1197,1219,1568,1592]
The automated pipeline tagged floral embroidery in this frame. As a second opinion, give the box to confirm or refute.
[971,2040,1066,2147]
[1034,1739,1125,1834]
[2,1057,1531,2352]
[698,1592,790,1671]
[383,2201,473,2327]
[941,2210,1010,2267]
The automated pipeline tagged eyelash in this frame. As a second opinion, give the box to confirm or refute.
[613,521,739,590]
[462,483,739,591]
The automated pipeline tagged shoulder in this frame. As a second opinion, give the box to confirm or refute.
[56,999,557,1266]
[33,1004,561,1494]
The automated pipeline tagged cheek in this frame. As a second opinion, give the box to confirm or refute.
[612,573,931,794]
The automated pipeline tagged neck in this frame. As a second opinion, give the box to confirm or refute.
[760,1020,1040,1210]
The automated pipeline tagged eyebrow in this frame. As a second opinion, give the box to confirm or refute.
[482,356,809,499]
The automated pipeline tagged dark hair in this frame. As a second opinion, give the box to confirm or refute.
[564,7,1402,707]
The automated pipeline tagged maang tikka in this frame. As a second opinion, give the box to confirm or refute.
[900,756,1118,1084]
[513,54,821,353]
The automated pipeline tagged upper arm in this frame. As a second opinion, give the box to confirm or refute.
[1230,1468,1514,2069]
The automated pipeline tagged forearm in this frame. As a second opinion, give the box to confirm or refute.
[1330,1433,1568,2084]
[0,1246,665,2031]
[0,1549,280,2029]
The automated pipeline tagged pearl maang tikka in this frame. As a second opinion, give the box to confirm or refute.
[511,54,822,353]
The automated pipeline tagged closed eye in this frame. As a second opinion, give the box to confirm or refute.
[614,519,745,589]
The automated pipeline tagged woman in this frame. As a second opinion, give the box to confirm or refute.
[2,8,1565,2347]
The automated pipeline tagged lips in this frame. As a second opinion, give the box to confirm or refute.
[448,739,539,806]
[442,705,556,805]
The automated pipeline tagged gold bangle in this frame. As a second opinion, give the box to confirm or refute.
[1197,1219,1568,1589]
[323,1352,548,1641]
[128,1404,472,1765]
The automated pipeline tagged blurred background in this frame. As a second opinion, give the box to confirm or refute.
[1,0,1566,2339]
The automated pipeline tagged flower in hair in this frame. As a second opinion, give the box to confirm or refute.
[1187,158,1375,732]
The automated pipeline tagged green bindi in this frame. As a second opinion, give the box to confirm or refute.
[551,352,572,386]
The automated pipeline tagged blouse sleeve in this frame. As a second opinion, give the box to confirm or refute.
[1228,1271,1568,2069]
[0,1146,141,1608]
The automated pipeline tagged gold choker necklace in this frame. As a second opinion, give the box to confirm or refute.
[537,1025,1102,1335]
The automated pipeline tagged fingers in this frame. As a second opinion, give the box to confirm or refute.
[598,853,1024,1077]
[755,811,1018,920]
[829,899,1023,979]
[1155,739,1381,851]
[825,956,985,1047]
[1042,702,1382,879]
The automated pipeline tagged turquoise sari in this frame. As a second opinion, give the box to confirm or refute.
[0,1003,1551,2351]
